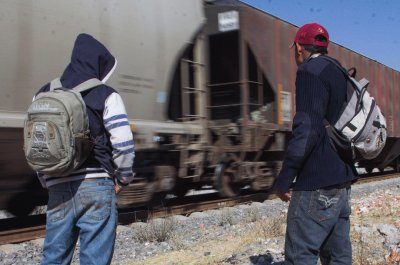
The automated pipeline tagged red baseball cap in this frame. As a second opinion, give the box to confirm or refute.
[292,23,329,47]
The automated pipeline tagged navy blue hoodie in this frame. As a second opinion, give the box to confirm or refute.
[37,34,135,188]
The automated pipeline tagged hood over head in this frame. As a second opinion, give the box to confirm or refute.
[60,33,117,88]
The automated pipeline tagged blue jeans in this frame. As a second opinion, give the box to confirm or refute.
[284,187,352,265]
[41,178,117,265]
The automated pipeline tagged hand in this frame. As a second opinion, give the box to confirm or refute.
[114,182,122,194]
[277,191,292,202]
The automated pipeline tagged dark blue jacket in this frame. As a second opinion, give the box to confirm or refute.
[274,55,358,192]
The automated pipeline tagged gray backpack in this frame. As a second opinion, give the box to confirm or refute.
[24,78,102,176]
[322,56,387,162]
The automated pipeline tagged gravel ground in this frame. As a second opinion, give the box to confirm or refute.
[1,176,400,265]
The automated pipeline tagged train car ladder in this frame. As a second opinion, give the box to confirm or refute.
[179,35,208,180]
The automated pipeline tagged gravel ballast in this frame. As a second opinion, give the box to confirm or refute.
[1,177,400,265]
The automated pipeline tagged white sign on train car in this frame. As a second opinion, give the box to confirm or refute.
[218,10,239,32]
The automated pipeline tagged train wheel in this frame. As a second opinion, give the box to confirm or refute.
[173,179,190,198]
[215,163,241,197]
[365,168,373,174]
[174,187,189,198]
[395,158,400,172]
[149,192,167,208]
[7,192,36,217]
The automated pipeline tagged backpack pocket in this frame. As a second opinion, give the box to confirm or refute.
[353,106,387,160]
[25,118,66,168]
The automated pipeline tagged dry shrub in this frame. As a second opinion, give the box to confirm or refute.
[132,217,175,243]
[217,207,235,226]
[246,205,262,222]
[169,233,188,251]
[257,213,287,238]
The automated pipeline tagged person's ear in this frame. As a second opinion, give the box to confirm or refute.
[295,43,302,54]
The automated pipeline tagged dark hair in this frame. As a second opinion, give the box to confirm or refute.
[303,34,328,54]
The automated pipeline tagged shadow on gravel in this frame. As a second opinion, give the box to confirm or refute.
[249,253,284,265]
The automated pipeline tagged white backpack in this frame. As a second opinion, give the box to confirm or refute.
[24,78,102,176]
[322,56,387,162]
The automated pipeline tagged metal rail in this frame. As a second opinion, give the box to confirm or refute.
[118,192,277,224]
[0,214,46,245]
[0,192,275,245]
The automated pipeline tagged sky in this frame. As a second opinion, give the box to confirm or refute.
[241,0,400,71]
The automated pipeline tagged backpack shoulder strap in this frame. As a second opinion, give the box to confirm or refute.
[48,78,102,93]
[319,56,349,77]
[72,78,103,93]
[321,56,369,92]
[49,78,63,91]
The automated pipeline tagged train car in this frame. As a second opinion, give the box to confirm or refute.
[1,0,399,215]
[0,0,206,214]
[203,1,400,175]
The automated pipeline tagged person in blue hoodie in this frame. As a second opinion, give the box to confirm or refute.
[38,34,135,265]
[274,23,358,264]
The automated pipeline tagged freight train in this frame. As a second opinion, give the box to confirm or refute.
[1,0,400,215]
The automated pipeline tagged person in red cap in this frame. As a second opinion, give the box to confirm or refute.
[274,23,357,264]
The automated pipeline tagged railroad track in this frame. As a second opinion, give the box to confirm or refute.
[0,214,46,245]
[1,172,399,245]
[356,171,400,184]
[0,191,275,245]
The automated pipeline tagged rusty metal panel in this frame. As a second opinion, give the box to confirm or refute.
[206,1,400,136]
[241,6,400,137]
[393,71,400,134]
[240,6,297,96]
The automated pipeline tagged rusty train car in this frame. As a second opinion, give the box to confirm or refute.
[1,0,400,215]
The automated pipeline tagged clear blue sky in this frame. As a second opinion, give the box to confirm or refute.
[241,0,400,71]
